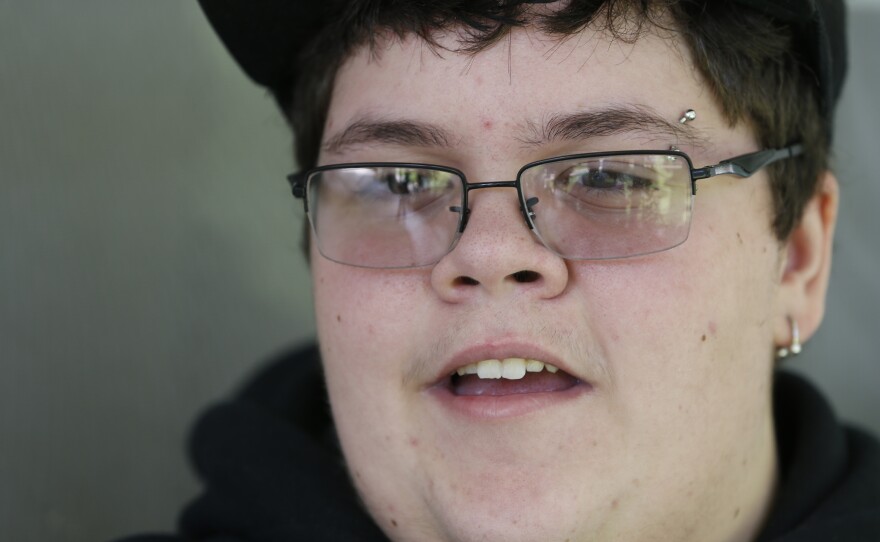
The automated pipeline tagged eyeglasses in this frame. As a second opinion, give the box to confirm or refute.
[287,145,802,269]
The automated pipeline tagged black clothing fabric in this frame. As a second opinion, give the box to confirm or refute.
[117,344,880,542]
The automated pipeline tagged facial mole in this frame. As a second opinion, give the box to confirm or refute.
[336,314,342,323]
[391,519,398,527]
[701,334,707,342]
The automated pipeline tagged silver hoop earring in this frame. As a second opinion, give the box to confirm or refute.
[776,317,802,359]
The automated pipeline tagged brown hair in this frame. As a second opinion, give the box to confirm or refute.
[282,0,829,243]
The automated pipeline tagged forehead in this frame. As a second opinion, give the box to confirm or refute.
[323,24,713,155]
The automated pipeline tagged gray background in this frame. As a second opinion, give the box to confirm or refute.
[0,2,877,541]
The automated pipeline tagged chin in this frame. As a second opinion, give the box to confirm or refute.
[380,491,593,542]
[352,445,619,542]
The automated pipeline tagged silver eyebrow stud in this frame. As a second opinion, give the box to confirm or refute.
[679,109,697,124]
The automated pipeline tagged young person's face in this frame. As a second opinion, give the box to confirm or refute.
[311,24,821,542]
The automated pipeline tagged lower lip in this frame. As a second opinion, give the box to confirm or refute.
[426,381,592,420]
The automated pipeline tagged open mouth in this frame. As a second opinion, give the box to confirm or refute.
[427,348,592,419]
[447,358,581,396]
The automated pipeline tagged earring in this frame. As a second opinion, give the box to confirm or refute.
[776,316,802,359]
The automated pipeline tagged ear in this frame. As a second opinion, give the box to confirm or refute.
[774,171,839,347]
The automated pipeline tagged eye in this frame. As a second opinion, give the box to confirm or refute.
[383,168,447,195]
[559,164,648,193]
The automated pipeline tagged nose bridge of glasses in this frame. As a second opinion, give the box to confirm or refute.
[466,180,519,190]
[458,179,533,232]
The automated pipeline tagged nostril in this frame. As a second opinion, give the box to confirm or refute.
[511,270,540,283]
[454,276,480,287]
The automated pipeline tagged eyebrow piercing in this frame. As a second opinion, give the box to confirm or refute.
[679,109,697,124]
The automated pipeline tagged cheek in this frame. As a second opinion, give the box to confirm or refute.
[312,260,438,513]
[311,256,440,421]
[575,189,781,404]
[560,195,782,497]
[313,263,428,364]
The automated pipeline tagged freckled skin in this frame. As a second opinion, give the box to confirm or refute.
[310,23,836,542]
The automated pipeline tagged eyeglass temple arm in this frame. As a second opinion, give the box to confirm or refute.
[288,172,307,199]
[691,144,804,182]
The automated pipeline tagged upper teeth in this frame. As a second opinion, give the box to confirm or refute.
[455,358,560,380]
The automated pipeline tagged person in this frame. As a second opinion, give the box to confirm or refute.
[119,0,879,541]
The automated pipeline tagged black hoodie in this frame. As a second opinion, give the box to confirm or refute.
[117,344,880,542]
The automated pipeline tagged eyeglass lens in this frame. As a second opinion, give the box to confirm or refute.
[306,154,694,268]
[521,154,693,261]
[308,166,463,268]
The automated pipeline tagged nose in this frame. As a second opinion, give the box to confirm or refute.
[430,187,569,302]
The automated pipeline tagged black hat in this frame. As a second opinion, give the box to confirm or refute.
[733,0,848,129]
[198,0,847,127]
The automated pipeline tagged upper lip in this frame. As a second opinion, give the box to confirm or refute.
[432,341,582,386]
